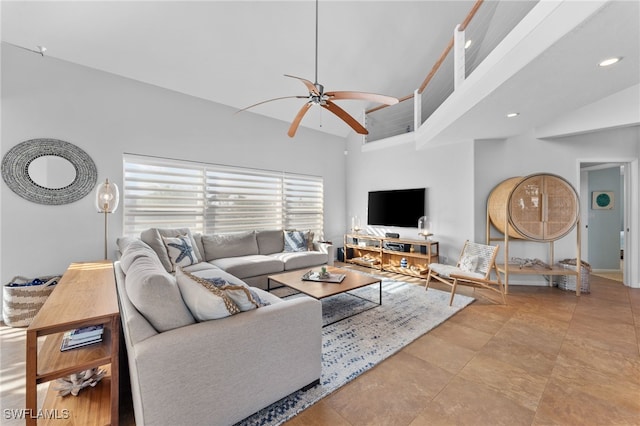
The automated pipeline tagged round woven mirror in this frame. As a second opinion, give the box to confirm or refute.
[2,139,97,205]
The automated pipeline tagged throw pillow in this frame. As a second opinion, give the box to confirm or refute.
[306,231,315,251]
[459,255,479,273]
[176,268,264,321]
[202,276,270,309]
[162,235,197,271]
[284,230,307,252]
[141,228,203,273]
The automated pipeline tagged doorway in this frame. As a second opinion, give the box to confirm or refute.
[579,160,637,287]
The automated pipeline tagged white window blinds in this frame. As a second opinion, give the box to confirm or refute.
[123,155,323,238]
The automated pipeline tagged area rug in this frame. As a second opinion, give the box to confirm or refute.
[235,279,474,426]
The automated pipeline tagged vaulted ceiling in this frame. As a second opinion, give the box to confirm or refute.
[2,1,639,140]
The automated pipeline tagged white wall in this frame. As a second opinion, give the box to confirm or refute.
[1,45,347,288]
[345,135,475,264]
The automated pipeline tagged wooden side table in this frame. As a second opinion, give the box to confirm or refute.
[25,261,120,425]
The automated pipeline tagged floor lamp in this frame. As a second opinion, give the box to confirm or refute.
[96,178,119,260]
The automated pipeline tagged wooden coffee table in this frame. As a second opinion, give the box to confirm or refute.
[267,266,382,325]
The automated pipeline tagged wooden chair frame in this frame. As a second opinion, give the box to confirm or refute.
[425,240,506,306]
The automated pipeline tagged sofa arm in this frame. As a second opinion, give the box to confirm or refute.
[130,297,322,426]
[313,241,335,266]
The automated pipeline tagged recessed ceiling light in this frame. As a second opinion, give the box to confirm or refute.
[506,112,519,118]
[598,57,622,67]
[464,39,472,49]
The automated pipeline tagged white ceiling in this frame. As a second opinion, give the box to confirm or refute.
[2,1,639,140]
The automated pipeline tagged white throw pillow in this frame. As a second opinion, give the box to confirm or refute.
[162,235,197,271]
[176,268,264,321]
[459,255,479,273]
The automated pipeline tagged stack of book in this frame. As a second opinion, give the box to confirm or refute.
[60,325,104,352]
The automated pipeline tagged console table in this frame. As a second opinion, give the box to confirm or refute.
[25,261,120,426]
[344,234,439,278]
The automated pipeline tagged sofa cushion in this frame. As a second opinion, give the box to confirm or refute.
[210,255,284,279]
[256,230,284,255]
[202,231,259,261]
[162,235,198,271]
[176,268,267,321]
[116,236,139,256]
[124,252,195,332]
[119,239,161,274]
[270,251,329,271]
[141,228,203,273]
[284,230,308,252]
[192,233,206,262]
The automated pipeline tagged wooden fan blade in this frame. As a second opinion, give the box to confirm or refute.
[288,103,313,137]
[284,74,319,95]
[236,95,307,114]
[326,91,399,105]
[322,100,368,135]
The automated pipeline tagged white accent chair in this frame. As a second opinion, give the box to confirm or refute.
[425,240,506,306]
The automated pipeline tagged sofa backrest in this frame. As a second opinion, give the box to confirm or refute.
[202,231,259,261]
[256,230,285,255]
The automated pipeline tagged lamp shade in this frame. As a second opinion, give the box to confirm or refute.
[95,178,119,213]
[418,216,432,238]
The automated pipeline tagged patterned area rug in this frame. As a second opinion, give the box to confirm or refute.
[235,279,474,426]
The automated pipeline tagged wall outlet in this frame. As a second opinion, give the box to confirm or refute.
[441,255,448,264]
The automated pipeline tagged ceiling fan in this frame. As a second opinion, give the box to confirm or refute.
[238,0,399,137]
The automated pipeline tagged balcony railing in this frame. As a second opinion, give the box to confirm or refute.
[364,0,538,143]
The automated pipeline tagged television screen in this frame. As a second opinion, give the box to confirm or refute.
[367,188,425,228]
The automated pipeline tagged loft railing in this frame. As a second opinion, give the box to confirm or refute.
[364,0,538,143]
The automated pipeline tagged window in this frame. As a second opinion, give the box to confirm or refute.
[123,154,324,238]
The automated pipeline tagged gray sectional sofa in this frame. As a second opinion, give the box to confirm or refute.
[138,228,334,289]
[115,228,330,425]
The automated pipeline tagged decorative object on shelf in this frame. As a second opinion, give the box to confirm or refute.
[60,324,104,351]
[400,258,408,268]
[54,368,107,397]
[351,215,361,234]
[2,275,60,327]
[592,191,614,210]
[96,178,120,259]
[418,216,433,240]
[511,257,552,270]
[1,138,97,205]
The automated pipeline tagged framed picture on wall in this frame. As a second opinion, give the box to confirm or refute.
[592,191,614,210]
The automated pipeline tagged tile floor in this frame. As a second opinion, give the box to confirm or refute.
[1,268,639,426]
[286,266,640,426]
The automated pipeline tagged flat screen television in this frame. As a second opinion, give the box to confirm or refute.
[367,188,425,228]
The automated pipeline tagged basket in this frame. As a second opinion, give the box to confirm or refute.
[556,260,591,294]
[2,275,60,327]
